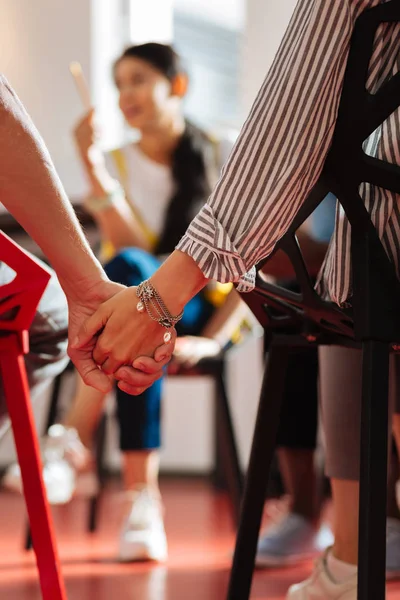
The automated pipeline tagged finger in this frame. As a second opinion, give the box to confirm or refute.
[68,349,112,394]
[86,108,95,123]
[117,381,147,396]
[92,336,111,366]
[72,307,108,349]
[132,355,171,374]
[114,365,163,387]
[99,355,124,375]
[153,329,177,362]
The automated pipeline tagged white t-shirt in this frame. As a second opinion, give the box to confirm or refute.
[105,133,236,242]
[105,143,175,239]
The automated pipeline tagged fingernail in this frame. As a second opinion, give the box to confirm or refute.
[158,355,167,362]
[135,362,145,370]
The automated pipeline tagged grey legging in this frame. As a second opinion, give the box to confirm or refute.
[319,346,400,480]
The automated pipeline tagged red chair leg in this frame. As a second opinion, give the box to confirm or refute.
[0,334,67,600]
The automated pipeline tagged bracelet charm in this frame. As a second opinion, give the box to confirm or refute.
[136,280,183,332]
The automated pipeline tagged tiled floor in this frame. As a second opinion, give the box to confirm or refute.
[0,478,399,599]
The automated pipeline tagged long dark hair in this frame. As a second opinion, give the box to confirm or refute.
[114,43,214,254]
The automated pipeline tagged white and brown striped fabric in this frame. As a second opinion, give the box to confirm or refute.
[177,0,400,306]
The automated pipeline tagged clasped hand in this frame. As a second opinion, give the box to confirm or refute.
[68,284,176,396]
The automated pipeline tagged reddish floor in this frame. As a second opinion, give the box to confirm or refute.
[0,478,399,599]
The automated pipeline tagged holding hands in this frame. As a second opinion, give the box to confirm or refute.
[69,285,177,396]
[68,251,208,395]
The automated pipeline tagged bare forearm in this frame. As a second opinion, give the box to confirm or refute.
[0,76,105,296]
[151,250,208,314]
[92,204,151,252]
[78,151,150,251]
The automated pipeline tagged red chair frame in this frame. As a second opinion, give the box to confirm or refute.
[0,231,66,599]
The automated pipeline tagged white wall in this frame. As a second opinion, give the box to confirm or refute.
[91,0,130,151]
[0,0,93,199]
[240,0,297,115]
[130,0,174,43]
[174,0,244,31]
[161,334,264,473]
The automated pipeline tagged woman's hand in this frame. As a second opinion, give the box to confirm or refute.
[73,109,99,163]
[72,286,177,381]
[72,110,118,200]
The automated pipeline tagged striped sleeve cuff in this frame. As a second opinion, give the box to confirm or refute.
[176,204,256,293]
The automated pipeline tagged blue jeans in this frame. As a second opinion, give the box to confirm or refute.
[105,248,213,451]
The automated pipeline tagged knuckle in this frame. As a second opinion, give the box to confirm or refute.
[81,370,93,386]
[114,352,128,365]
[96,339,110,356]
[102,361,117,375]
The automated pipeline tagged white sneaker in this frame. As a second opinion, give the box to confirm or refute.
[256,513,333,567]
[119,487,168,562]
[286,548,357,599]
[2,424,98,505]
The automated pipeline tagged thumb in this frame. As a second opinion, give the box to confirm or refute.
[71,306,109,349]
[70,350,112,393]
[87,107,95,121]
[83,368,112,394]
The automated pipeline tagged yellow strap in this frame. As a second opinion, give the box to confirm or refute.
[100,148,158,261]
[100,240,116,263]
[204,282,233,307]
[111,148,158,247]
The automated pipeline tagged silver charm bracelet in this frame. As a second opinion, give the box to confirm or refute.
[136,280,183,343]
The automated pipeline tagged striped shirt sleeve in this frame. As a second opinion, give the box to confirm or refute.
[317,18,400,305]
[176,0,393,293]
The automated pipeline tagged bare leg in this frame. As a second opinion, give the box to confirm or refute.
[392,414,400,465]
[63,376,107,449]
[387,443,400,520]
[122,450,160,495]
[331,478,359,564]
[277,447,320,522]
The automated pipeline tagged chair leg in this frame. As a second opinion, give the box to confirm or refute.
[87,412,107,533]
[45,370,64,431]
[226,344,289,600]
[25,370,65,550]
[215,365,244,526]
[25,525,33,551]
[357,340,390,600]
[0,336,66,600]
[88,496,99,533]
